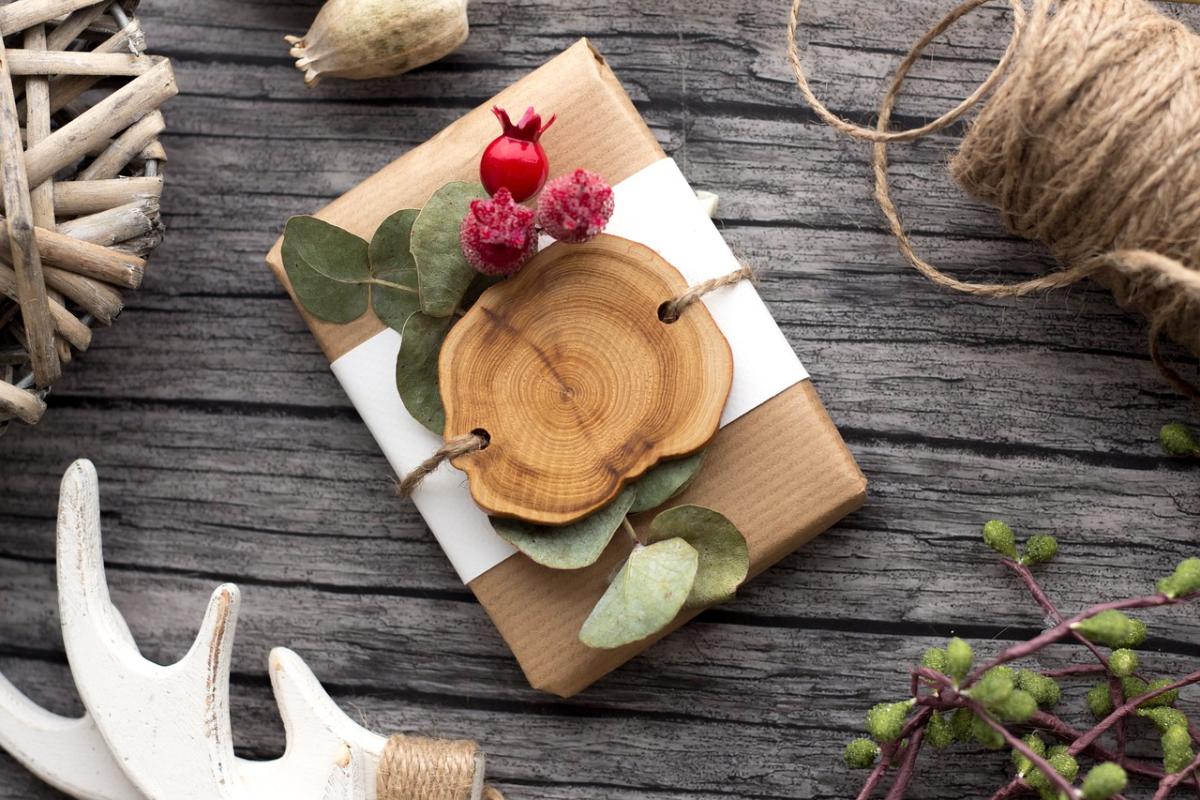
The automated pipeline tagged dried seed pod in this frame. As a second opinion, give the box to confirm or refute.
[285,0,469,87]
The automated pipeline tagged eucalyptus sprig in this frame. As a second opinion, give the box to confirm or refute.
[491,451,751,650]
[844,524,1200,800]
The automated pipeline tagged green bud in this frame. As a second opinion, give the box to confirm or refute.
[950,708,976,743]
[1125,618,1147,648]
[1157,557,1200,599]
[1050,751,1080,783]
[1138,706,1189,733]
[970,713,1005,750]
[1108,649,1138,678]
[865,700,912,742]
[843,737,880,769]
[1021,534,1058,566]
[1017,670,1062,707]
[1046,744,1068,759]
[1012,733,1047,778]
[1140,677,1180,708]
[1081,762,1127,800]
[970,666,1016,706]
[921,647,947,673]
[1027,750,1077,798]
[925,711,954,749]
[946,637,973,684]
[983,520,1019,559]
[994,689,1039,724]
[1162,726,1195,774]
[1073,610,1140,648]
[1120,676,1148,702]
[1087,682,1114,719]
[1160,423,1200,457]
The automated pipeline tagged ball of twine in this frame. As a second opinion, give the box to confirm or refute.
[788,0,1200,400]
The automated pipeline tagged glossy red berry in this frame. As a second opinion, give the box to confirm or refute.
[480,106,555,202]
[459,188,538,276]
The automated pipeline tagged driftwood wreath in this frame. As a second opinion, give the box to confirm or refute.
[0,0,175,436]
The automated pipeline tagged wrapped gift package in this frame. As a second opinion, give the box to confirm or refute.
[266,39,866,698]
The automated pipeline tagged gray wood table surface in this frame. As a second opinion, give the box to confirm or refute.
[2,1,1199,797]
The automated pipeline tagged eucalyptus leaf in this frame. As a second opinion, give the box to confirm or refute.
[281,216,371,323]
[579,538,699,650]
[411,181,489,317]
[647,505,749,609]
[369,209,422,332]
[628,451,705,513]
[396,313,454,434]
[491,488,636,570]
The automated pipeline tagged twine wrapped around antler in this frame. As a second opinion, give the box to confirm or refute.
[378,735,504,800]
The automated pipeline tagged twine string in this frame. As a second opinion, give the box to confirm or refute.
[659,263,754,322]
[377,734,504,800]
[396,432,488,497]
[396,265,754,494]
[788,0,1200,397]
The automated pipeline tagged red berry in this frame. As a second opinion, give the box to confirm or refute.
[480,106,555,202]
[459,188,538,276]
[536,169,614,243]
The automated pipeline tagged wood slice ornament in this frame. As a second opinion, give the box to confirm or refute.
[439,234,734,526]
[0,0,175,436]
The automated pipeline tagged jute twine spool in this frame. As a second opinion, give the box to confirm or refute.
[788,0,1200,400]
[377,734,504,800]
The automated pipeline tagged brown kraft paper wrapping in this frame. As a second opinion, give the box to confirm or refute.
[266,38,867,698]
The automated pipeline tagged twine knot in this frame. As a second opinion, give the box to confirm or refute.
[377,734,504,800]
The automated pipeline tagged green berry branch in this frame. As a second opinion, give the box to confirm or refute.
[843,522,1200,800]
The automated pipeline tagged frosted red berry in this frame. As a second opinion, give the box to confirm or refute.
[459,188,538,276]
[479,106,555,202]
[536,169,615,243]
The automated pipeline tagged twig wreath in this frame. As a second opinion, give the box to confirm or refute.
[844,522,1200,800]
[282,106,755,650]
[0,0,175,435]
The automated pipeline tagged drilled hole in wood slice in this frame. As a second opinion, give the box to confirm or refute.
[439,234,734,526]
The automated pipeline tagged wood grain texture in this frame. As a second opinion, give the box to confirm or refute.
[441,235,732,525]
[1,1,1199,798]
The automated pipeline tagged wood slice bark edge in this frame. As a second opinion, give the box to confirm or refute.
[439,234,734,526]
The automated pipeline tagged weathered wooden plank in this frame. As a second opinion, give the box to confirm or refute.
[0,406,1196,645]
[2,1,1199,797]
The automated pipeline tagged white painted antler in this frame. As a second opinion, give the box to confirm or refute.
[52,458,388,800]
[0,672,144,800]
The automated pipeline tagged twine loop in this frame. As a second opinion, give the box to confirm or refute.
[377,734,504,800]
[788,0,1200,399]
[396,432,488,497]
[659,263,754,323]
[396,264,754,494]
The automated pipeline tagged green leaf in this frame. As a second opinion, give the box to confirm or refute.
[395,313,453,434]
[369,209,422,332]
[490,488,636,570]
[645,504,748,608]
[281,216,371,323]
[628,452,705,513]
[411,182,489,317]
[579,538,698,649]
